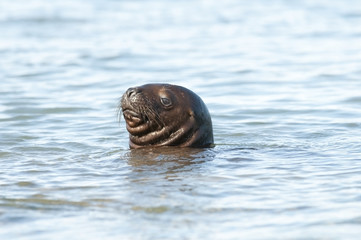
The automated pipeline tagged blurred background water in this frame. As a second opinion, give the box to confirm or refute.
[1,0,361,239]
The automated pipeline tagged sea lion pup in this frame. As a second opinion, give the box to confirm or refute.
[119,83,214,149]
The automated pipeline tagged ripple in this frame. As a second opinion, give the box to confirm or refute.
[2,17,88,24]
[4,106,92,115]
[343,96,361,104]
[15,181,37,187]
[11,70,63,78]
[0,197,91,210]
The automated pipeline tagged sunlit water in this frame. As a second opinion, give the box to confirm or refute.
[1,0,361,239]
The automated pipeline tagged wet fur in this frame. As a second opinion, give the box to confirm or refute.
[119,84,214,148]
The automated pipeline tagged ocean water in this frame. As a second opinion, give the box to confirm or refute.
[1,0,361,239]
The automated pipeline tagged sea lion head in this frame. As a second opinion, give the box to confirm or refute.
[119,83,214,149]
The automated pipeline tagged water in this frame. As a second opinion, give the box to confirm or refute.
[1,0,361,239]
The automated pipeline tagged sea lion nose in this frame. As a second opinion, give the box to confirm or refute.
[126,87,140,98]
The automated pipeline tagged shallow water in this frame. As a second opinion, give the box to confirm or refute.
[1,0,361,239]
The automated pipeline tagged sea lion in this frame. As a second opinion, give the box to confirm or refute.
[119,83,214,149]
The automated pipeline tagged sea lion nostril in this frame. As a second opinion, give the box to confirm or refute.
[126,88,139,98]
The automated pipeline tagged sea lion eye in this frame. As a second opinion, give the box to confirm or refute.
[160,97,172,107]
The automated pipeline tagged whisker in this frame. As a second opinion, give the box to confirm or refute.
[116,98,123,123]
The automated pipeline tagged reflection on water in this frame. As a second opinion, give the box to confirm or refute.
[126,147,214,174]
[1,0,361,239]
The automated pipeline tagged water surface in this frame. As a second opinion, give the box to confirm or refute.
[1,0,361,239]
